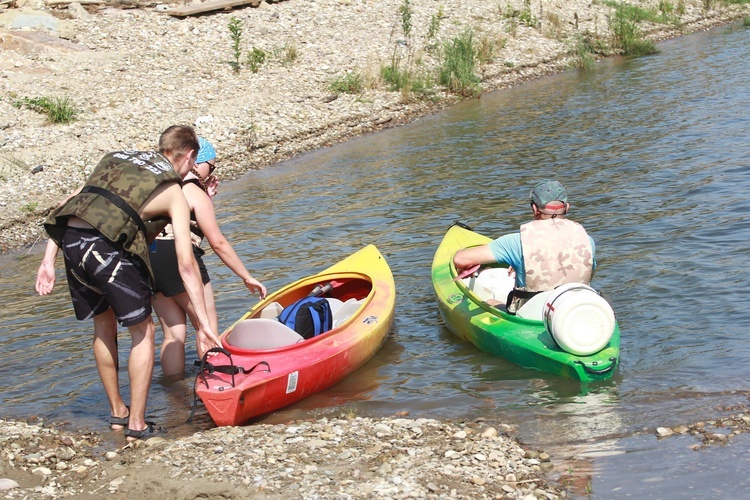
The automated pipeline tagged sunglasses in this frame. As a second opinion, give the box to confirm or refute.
[206,162,216,175]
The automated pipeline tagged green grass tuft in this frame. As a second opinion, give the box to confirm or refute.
[247,47,266,73]
[438,29,481,98]
[273,44,298,65]
[329,72,365,94]
[13,95,79,124]
[0,154,29,181]
[608,3,659,57]
[602,0,679,24]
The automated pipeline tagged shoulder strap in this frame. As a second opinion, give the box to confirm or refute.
[81,185,148,237]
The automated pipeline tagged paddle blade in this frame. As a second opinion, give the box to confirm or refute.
[453,264,480,281]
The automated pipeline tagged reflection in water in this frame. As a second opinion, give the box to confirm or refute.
[527,385,624,445]
[1,23,750,496]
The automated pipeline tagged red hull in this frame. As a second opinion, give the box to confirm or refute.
[195,245,395,426]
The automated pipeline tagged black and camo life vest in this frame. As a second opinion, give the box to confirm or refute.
[44,151,181,280]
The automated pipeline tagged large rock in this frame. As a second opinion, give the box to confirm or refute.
[0,28,88,56]
[0,8,75,38]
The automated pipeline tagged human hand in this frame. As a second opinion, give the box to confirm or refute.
[35,261,56,296]
[205,175,219,198]
[196,325,221,360]
[244,277,267,299]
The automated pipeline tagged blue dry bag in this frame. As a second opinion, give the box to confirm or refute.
[279,297,333,339]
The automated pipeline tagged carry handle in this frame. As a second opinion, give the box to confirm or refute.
[188,347,235,423]
[575,357,617,375]
[453,221,473,231]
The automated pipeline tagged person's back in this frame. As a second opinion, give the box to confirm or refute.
[35,125,220,441]
[44,150,181,284]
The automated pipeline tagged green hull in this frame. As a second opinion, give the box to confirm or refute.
[431,224,619,381]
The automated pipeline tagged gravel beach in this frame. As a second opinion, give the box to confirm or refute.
[0,416,567,498]
[2,0,749,497]
[0,0,746,252]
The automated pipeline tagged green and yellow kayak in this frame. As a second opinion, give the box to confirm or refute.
[431,223,619,381]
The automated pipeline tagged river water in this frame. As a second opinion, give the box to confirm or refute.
[3,22,750,497]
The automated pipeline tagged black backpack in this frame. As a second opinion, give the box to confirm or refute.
[279,297,333,339]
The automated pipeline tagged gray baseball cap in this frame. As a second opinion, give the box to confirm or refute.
[530,180,567,211]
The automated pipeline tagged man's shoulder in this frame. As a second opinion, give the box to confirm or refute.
[96,151,176,176]
[491,232,521,248]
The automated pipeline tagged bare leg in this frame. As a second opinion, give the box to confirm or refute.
[92,309,129,429]
[125,316,155,436]
[153,292,188,379]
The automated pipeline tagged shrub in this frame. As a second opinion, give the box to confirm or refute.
[400,0,413,42]
[438,29,481,98]
[228,17,242,73]
[426,7,443,42]
[572,34,597,70]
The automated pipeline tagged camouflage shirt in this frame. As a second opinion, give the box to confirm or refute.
[44,151,181,280]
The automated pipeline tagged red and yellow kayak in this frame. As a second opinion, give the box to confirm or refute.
[195,244,395,426]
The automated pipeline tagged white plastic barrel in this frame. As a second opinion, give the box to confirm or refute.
[542,283,615,356]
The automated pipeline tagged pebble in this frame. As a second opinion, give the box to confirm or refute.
[0,0,745,253]
[0,416,567,498]
[656,427,674,437]
[0,479,20,490]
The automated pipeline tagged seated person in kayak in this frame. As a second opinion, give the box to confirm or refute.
[453,179,596,313]
[150,137,266,381]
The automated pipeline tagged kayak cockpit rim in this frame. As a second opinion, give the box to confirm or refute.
[219,272,377,353]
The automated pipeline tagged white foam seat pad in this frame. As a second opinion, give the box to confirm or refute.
[515,291,552,321]
[227,318,304,349]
